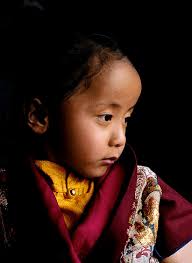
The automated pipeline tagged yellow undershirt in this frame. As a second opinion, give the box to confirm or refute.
[35,160,94,231]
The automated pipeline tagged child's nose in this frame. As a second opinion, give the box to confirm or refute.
[108,127,126,148]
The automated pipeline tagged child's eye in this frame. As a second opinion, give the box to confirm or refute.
[98,114,113,122]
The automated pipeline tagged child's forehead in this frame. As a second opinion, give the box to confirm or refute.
[84,62,140,97]
[65,60,141,110]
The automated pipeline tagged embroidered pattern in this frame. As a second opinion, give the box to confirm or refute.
[0,168,15,248]
[120,166,162,263]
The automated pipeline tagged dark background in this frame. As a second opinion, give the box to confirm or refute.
[0,1,191,202]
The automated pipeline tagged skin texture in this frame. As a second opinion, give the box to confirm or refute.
[28,59,141,178]
[162,241,192,262]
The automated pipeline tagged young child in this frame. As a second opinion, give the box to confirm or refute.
[0,30,192,263]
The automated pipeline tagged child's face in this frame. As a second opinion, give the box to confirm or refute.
[48,60,141,178]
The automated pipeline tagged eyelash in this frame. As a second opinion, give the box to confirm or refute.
[98,114,129,124]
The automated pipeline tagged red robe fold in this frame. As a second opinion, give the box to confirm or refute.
[30,153,192,262]
[2,146,192,262]
[32,158,137,262]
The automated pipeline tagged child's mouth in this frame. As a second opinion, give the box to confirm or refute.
[101,157,118,165]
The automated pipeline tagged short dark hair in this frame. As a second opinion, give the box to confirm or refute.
[10,6,127,111]
[16,31,125,108]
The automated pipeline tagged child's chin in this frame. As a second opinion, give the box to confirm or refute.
[82,166,109,179]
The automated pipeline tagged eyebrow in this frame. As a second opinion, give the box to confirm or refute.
[95,102,135,111]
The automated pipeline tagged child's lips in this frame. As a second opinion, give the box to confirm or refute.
[100,157,118,165]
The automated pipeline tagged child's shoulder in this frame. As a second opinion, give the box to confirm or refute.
[123,164,192,260]
[135,165,160,192]
[137,166,192,260]
[137,165,157,179]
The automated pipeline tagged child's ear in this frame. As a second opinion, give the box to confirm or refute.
[27,98,49,135]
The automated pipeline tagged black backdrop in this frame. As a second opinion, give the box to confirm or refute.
[0,2,191,202]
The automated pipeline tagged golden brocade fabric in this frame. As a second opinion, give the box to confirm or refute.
[121,166,162,263]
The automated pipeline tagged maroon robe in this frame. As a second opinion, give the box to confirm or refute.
[1,145,192,262]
